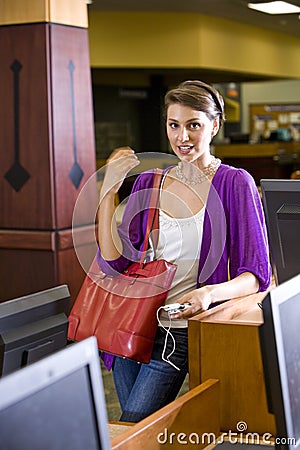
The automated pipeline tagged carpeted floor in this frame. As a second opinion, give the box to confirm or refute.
[100,360,189,421]
[100,360,122,421]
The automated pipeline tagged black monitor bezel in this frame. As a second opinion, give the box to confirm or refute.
[0,285,70,331]
[260,179,300,285]
[260,274,300,450]
[0,285,70,376]
[0,337,111,450]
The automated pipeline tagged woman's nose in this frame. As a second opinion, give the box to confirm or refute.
[179,127,189,142]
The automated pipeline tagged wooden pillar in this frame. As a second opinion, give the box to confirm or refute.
[0,0,98,305]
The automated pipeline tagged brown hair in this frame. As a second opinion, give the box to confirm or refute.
[164,80,226,128]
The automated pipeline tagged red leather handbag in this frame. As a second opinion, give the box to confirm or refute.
[68,170,177,363]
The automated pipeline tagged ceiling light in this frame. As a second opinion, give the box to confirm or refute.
[248,1,300,14]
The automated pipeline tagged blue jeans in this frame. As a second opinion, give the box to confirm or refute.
[112,327,188,423]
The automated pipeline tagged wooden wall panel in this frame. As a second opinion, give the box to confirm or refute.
[57,243,95,309]
[0,19,97,304]
[50,24,97,230]
[0,24,98,231]
[0,24,53,230]
[0,248,56,303]
[0,232,95,305]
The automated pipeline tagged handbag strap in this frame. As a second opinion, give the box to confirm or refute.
[140,168,163,263]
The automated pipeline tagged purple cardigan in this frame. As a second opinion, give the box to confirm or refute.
[98,163,271,291]
[98,164,271,369]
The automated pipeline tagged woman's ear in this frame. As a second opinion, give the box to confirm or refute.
[211,119,219,137]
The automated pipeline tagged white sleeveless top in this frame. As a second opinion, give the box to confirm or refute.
[150,206,205,328]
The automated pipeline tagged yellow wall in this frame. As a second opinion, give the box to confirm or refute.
[199,16,300,77]
[88,11,300,79]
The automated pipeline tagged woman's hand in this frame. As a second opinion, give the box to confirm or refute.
[169,272,260,319]
[101,147,140,197]
[171,286,213,319]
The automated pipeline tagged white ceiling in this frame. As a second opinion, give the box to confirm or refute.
[88,0,300,37]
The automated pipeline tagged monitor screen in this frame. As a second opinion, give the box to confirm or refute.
[0,337,111,450]
[260,179,300,285]
[0,285,70,376]
[259,274,300,450]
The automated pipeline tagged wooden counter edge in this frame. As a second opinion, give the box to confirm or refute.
[111,379,220,450]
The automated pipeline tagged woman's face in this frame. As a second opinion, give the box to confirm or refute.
[166,103,218,163]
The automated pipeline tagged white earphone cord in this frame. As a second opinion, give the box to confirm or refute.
[156,306,180,371]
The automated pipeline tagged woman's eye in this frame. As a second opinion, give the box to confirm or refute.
[169,122,178,129]
[189,122,201,129]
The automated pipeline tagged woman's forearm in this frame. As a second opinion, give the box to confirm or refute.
[174,272,260,318]
[206,272,260,304]
[97,147,140,261]
[98,191,122,261]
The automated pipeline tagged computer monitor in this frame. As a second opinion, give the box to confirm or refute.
[0,337,111,450]
[259,274,300,450]
[0,285,70,376]
[260,179,300,285]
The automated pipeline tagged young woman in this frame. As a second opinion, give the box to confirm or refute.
[97,80,271,422]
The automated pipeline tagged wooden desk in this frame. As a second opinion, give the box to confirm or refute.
[188,289,276,436]
[111,379,220,450]
[109,422,133,440]
[214,142,300,182]
[214,142,300,159]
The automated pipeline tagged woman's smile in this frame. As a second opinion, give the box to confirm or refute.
[177,145,194,155]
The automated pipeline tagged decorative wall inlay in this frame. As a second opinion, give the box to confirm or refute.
[68,60,84,189]
[4,59,30,192]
